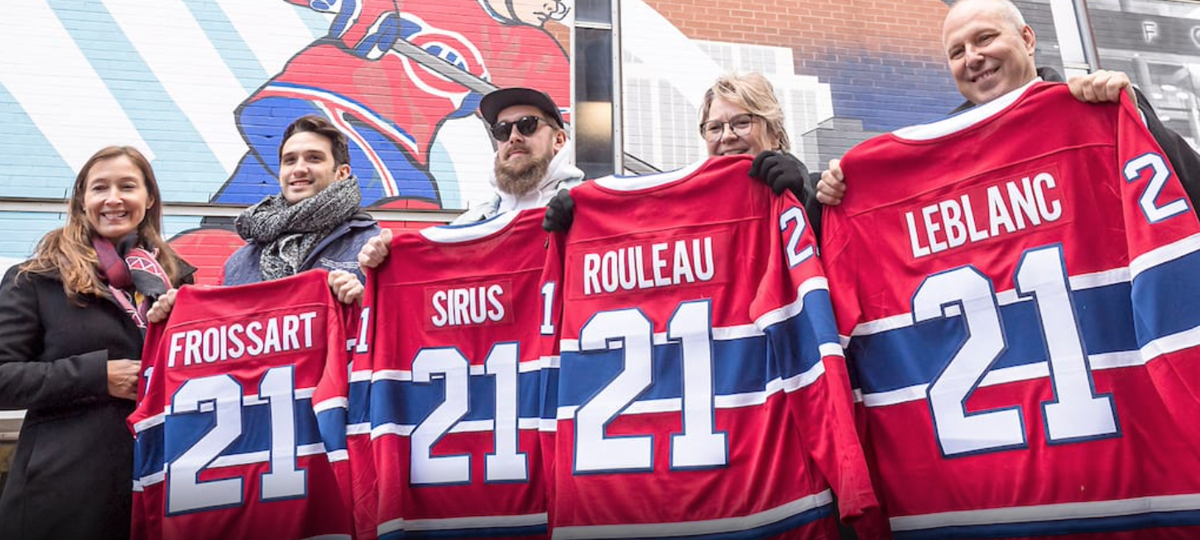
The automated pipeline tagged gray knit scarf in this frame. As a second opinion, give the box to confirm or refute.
[234,176,362,281]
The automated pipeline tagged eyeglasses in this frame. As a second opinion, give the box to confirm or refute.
[490,116,551,142]
[699,114,758,142]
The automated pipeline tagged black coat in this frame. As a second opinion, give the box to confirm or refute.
[0,263,191,540]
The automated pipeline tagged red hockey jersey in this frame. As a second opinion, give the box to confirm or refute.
[130,270,353,540]
[360,209,560,540]
[825,82,1200,539]
[549,156,877,539]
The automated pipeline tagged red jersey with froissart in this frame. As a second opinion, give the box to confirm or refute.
[129,270,353,540]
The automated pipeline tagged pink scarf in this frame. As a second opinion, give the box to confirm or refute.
[92,235,171,328]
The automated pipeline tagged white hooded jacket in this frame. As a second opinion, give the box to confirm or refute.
[452,138,586,225]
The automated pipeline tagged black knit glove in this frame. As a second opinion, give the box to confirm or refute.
[542,189,576,232]
[749,151,813,203]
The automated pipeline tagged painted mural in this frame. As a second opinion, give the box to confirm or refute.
[0,0,571,281]
[4,0,1193,285]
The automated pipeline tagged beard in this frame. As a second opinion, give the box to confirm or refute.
[494,147,552,197]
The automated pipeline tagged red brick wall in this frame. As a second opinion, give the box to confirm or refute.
[643,0,950,61]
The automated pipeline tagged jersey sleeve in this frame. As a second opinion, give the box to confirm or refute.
[1117,92,1200,430]
[311,294,361,537]
[338,269,382,540]
[749,189,879,522]
[538,231,567,528]
[130,319,172,540]
[817,176,864,346]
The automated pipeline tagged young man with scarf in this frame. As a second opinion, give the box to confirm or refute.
[149,116,378,325]
[222,115,380,303]
[357,87,585,265]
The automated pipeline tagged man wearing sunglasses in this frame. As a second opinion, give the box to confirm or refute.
[357,87,584,268]
[451,87,586,225]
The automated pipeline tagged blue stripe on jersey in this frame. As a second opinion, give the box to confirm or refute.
[556,291,832,408]
[563,503,833,540]
[1132,249,1200,344]
[851,282,1138,395]
[350,378,371,425]
[163,397,322,464]
[893,508,1200,540]
[134,422,165,479]
[370,370,542,427]
[556,336,769,408]
[541,360,560,422]
[683,503,831,540]
[764,288,839,381]
[316,406,349,453]
[404,524,548,540]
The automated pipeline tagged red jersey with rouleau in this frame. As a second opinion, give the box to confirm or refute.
[548,156,877,540]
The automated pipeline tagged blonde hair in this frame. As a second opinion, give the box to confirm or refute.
[20,146,186,301]
[699,72,791,152]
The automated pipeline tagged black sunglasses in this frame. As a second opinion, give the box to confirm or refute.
[490,116,551,142]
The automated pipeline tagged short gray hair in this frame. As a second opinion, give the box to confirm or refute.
[951,0,1028,33]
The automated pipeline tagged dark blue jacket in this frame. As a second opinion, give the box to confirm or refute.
[222,211,379,285]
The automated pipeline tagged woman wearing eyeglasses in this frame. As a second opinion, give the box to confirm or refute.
[542,72,820,233]
[697,72,821,229]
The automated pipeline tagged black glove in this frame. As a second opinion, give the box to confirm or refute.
[543,189,576,232]
[749,151,812,203]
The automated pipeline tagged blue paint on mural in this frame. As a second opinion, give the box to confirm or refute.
[809,50,964,131]
[181,1,273,94]
[0,84,75,200]
[48,0,229,203]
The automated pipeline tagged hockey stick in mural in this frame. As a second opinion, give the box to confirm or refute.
[390,38,499,94]
[390,37,661,173]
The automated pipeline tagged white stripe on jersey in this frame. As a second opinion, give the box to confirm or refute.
[133,408,168,433]
[404,512,547,531]
[1130,231,1200,280]
[555,357,827,420]
[552,489,832,539]
[890,492,1200,532]
[313,396,348,413]
[561,324,765,353]
[755,277,830,331]
[371,417,541,439]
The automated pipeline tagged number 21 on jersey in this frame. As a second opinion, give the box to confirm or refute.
[914,244,1119,457]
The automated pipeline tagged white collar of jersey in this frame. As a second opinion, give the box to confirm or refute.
[892,78,1042,141]
[593,158,707,191]
[419,206,522,243]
